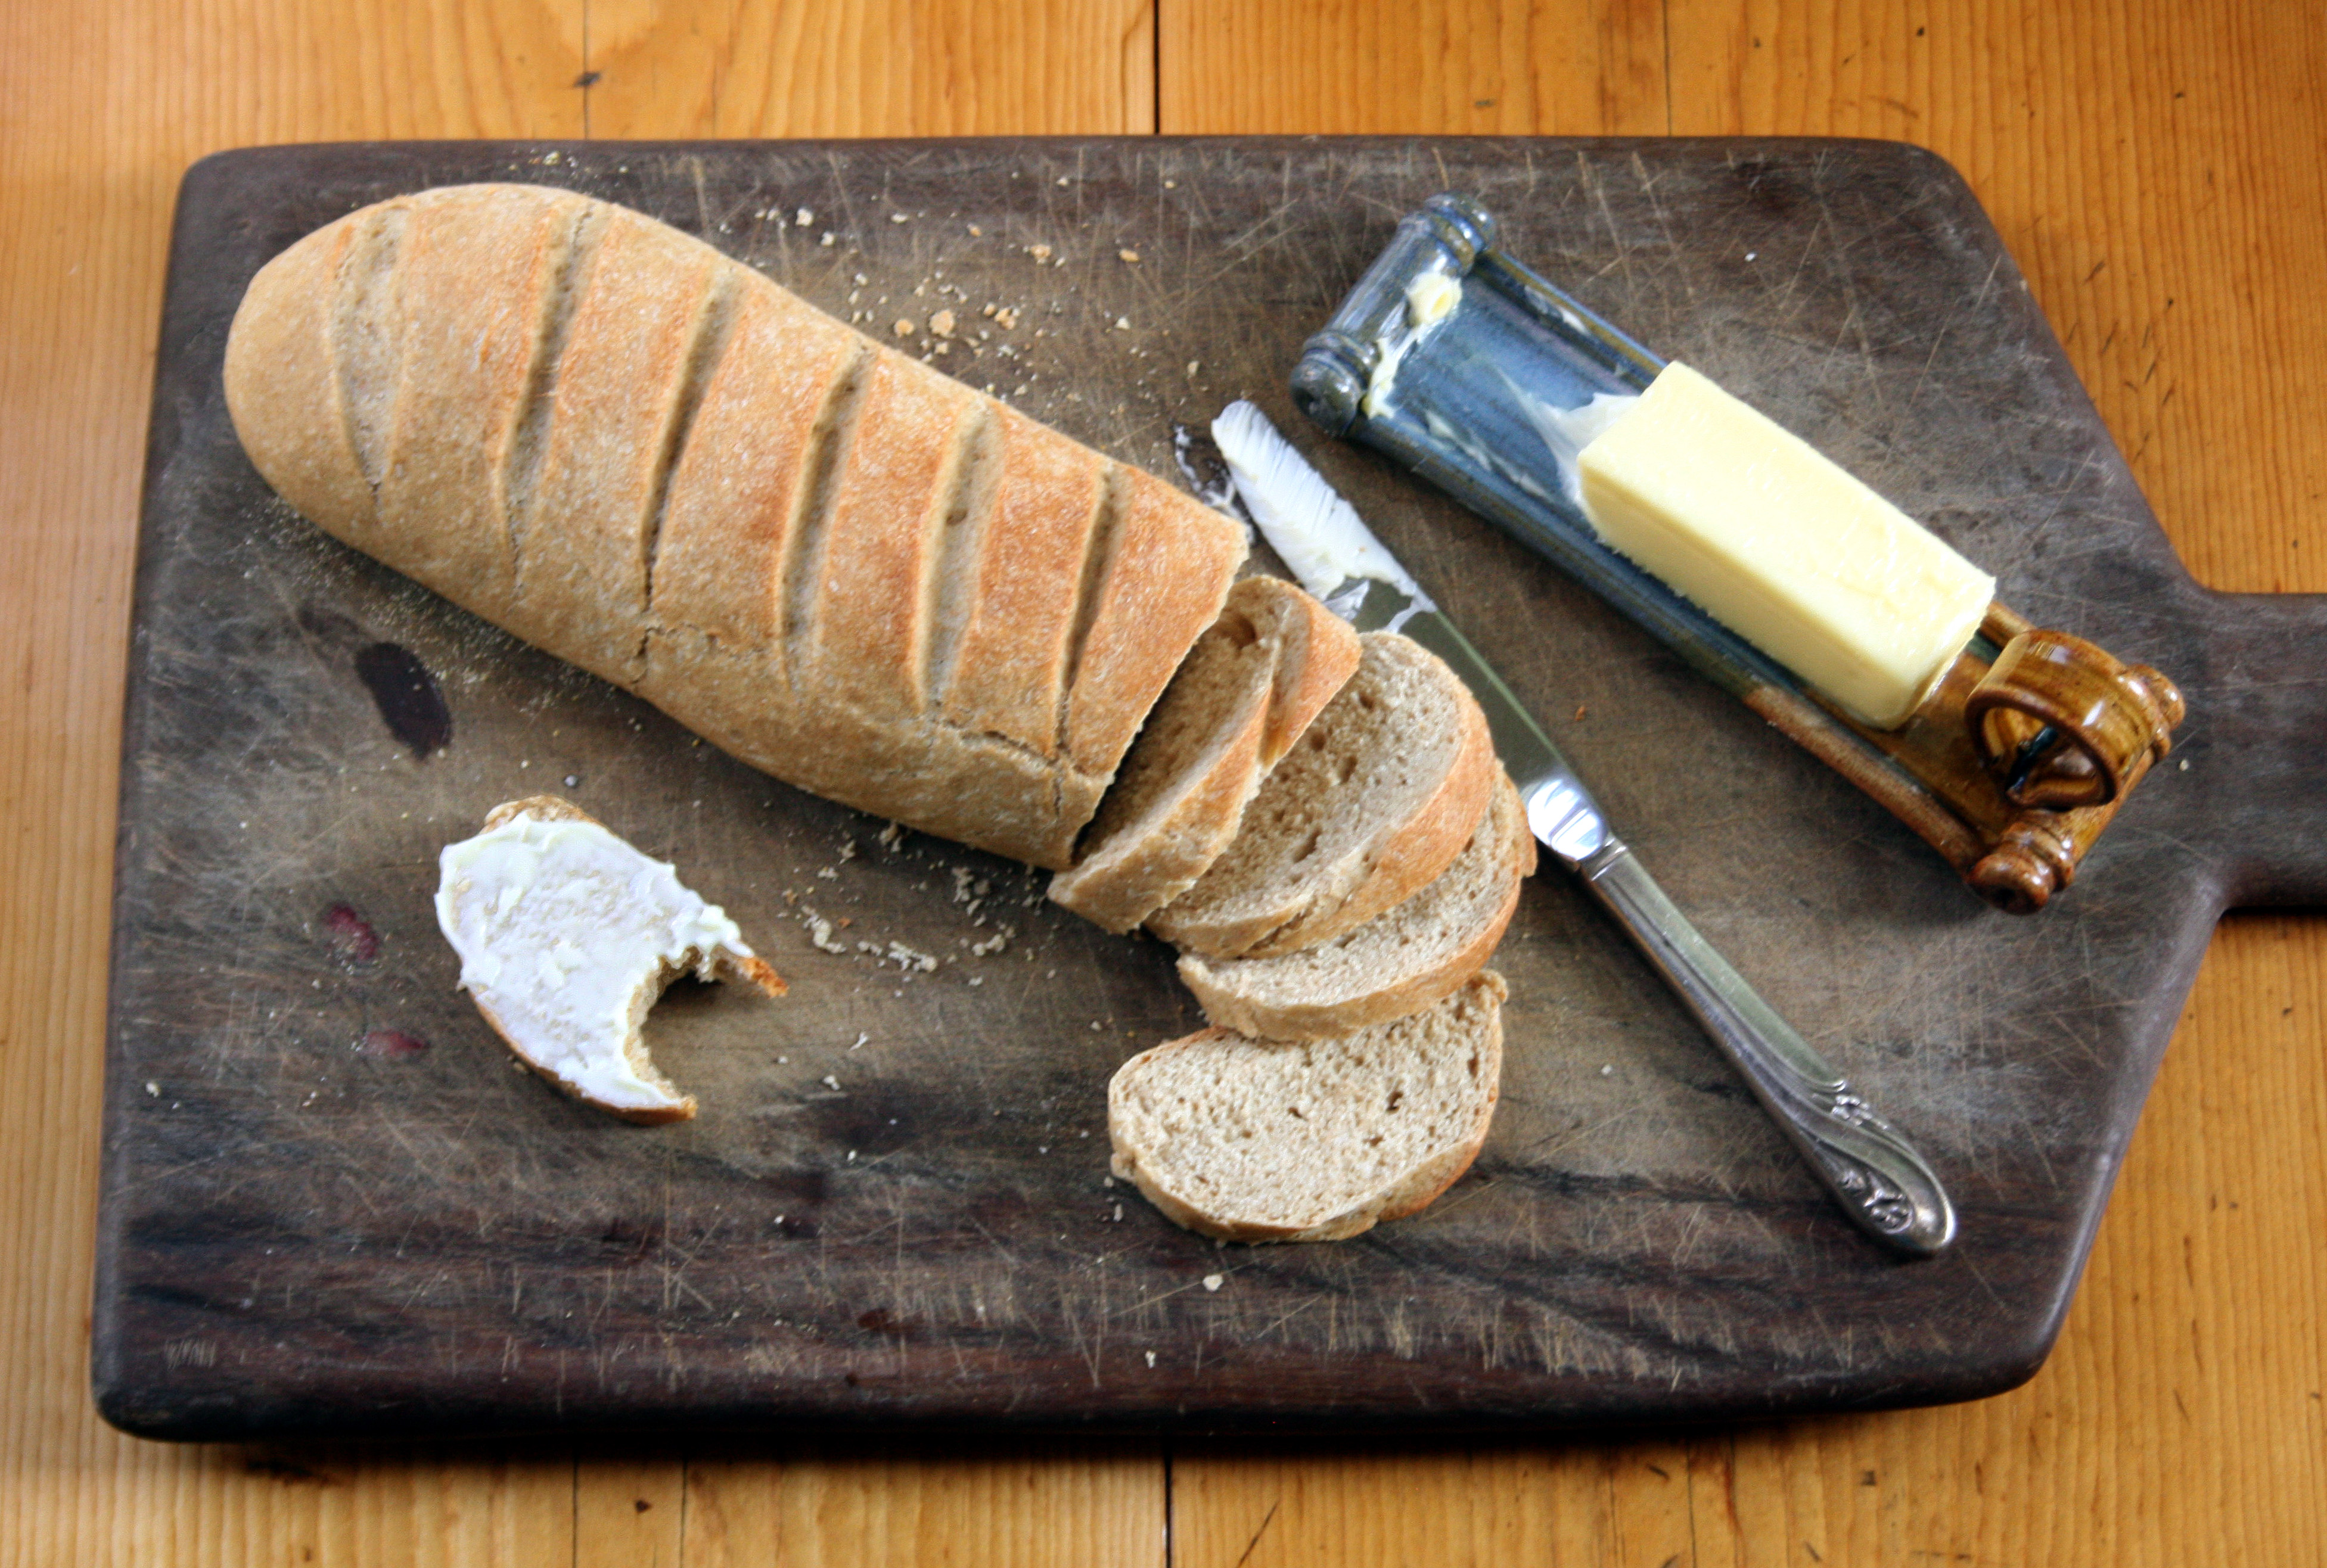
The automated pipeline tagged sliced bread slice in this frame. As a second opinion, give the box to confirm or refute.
[434,796,785,1123]
[1048,576,1360,933]
[1177,769,1534,1039]
[1145,630,1495,959]
[1108,972,1506,1242]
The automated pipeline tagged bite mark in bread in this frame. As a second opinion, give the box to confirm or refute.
[434,797,784,1124]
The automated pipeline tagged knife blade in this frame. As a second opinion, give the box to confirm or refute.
[1203,400,1956,1256]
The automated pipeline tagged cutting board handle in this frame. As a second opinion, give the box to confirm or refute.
[2177,588,2327,909]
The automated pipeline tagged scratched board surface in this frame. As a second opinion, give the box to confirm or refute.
[96,139,2326,1438]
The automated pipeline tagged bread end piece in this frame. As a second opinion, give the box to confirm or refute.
[1108,972,1507,1242]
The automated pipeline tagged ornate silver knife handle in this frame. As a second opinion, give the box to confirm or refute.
[1533,776,1957,1255]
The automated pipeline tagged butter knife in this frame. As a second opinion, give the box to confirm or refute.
[1205,400,1957,1257]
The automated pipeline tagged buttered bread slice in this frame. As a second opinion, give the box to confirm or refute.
[434,797,785,1124]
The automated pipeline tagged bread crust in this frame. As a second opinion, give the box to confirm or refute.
[1178,773,1532,1039]
[225,185,1244,869]
[939,406,1111,757]
[1107,973,1506,1243]
[220,213,374,545]
[1064,466,1248,778]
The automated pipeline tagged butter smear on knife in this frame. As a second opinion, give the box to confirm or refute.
[1211,399,1434,627]
[1573,362,1994,728]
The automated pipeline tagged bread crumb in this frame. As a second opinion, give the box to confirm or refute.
[968,223,983,236]
[1203,1274,1223,1292]
[892,318,914,338]
[144,1081,159,1096]
[929,309,956,338]
[995,306,1020,329]
[1027,244,1052,262]
[886,941,938,973]
[838,839,858,861]
[802,911,848,954]
[1118,248,1140,263]
[890,212,910,223]
[1114,317,1130,331]
[821,1075,841,1090]
[1143,1348,1154,1364]
[795,208,813,226]
[821,232,837,247]
[851,1033,869,1050]
[877,821,905,850]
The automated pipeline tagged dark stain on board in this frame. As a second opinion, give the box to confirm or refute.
[355,1028,429,1060]
[322,904,380,966]
[353,642,451,757]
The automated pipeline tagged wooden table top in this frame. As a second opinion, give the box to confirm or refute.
[4,1,2321,1562]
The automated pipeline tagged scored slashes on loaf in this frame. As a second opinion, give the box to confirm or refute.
[223,183,1247,867]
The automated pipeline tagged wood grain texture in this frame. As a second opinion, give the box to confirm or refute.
[584,0,1157,137]
[5,2,2324,1567]
[1158,1,2327,1564]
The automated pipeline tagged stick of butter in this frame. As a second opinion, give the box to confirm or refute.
[1576,362,1994,728]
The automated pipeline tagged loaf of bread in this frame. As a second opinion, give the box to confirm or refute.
[224,183,1246,868]
[1048,575,1359,933]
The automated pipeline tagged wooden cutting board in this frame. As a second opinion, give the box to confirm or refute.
[95,138,2327,1439]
